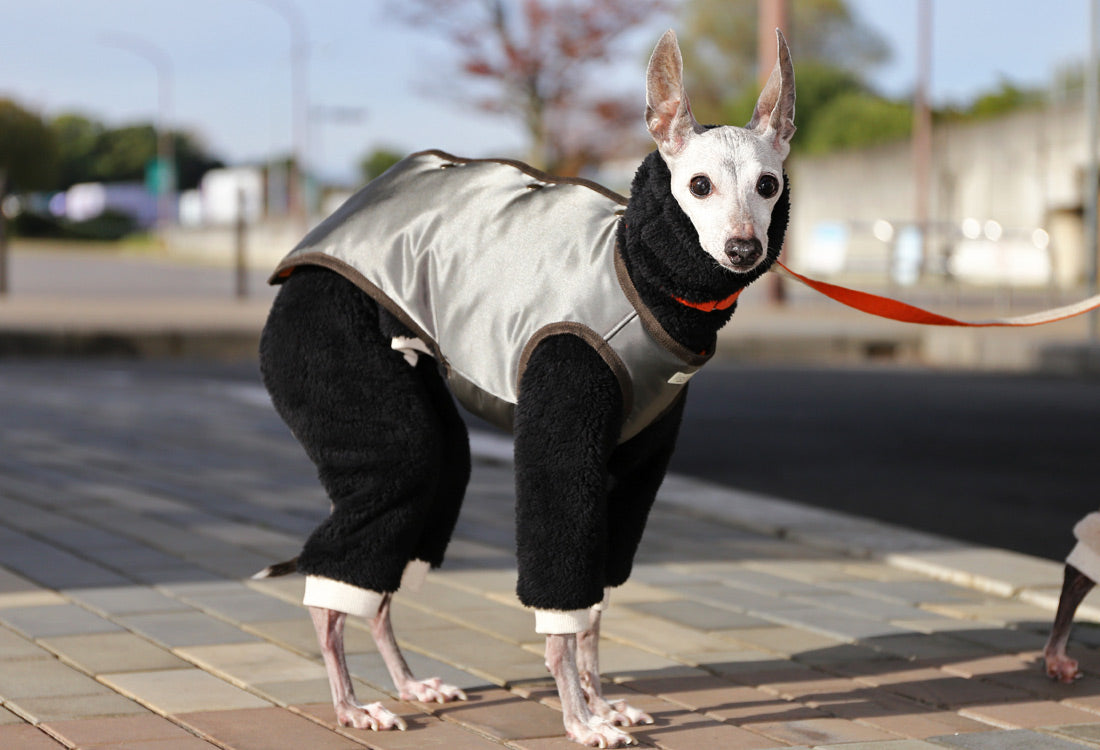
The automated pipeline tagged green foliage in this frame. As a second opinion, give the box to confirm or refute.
[48,113,224,191]
[93,124,157,183]
[957,80,1044,121]
[0,99,58,190]
[720,62,900,155]
[800,92,912,154]
[680,0,889,124]
[360,148,405,182]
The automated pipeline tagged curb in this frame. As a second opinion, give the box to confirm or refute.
[470,429,1093,623]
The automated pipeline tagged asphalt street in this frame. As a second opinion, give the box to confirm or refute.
[4,357,1096,564]
[673,362,1100,563]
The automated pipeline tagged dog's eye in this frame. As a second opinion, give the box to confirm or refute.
[689,175,712,198]
[756,174,780,198]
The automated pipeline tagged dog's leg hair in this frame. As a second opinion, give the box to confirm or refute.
[309,606,408,730]
[1044,564,1095,682]
[371,592,467,702]
[576,602,653,727]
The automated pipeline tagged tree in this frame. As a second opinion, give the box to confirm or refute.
[391,0,672,174]
[0,99,58,294]
[360,148,404,182]
[798,92,911,154]
[51,113,103,189]
[678,0,890,125]
[48,112,223,191]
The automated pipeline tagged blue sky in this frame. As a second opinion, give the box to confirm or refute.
[0,0,1090,183]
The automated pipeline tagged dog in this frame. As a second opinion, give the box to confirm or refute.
[1044,512,1100,682]
[255,29,795,747]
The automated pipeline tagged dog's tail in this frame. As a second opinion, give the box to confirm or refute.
[251,556,299,579]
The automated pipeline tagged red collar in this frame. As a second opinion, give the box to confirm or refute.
[670,288,742,312]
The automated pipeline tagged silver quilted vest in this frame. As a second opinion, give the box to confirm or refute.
[271,150,712,442]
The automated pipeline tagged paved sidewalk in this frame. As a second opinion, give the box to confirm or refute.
[2,363,1100,749]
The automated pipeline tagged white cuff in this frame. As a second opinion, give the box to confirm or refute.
[302,576,383,618]
[1068,542,1100,583]
[535,592,610,634]
[401,559,430,592]
[535,608,590,634]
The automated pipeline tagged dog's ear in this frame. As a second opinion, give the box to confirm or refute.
[645,29,703,157]
[747,29,796,158]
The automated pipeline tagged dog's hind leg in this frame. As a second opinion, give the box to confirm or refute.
[370,592,467,703]
[1044,564,1095,682]
[310,606,408,730]
[261,267,468,726]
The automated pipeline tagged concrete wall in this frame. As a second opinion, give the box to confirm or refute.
[788,100,1090,288]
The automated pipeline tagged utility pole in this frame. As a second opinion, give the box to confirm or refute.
[758,0,788,304]
[100,33,176,242]
[249,0,309,228]
[912,0,933,277]
[1087,0,1099,340]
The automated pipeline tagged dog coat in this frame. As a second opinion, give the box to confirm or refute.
[270,150,714,442]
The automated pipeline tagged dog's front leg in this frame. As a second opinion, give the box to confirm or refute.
[576,603,653,727]
[1044,564,1095,682]
[545,633,635,748]
[370,593,467,703]
[516,333,635,747]
[309,606,408,730]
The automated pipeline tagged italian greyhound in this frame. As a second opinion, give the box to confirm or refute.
[256,29,794,747]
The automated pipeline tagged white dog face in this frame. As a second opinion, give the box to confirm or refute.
[645,29,796,273]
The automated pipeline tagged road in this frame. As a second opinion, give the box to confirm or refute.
[4,357,1097,563]
[672,362,1100,563]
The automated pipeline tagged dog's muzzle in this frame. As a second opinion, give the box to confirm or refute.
[725,238,763,271]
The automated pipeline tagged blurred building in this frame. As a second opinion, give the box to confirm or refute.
[53,182,163,228]
[789,99,1092,290]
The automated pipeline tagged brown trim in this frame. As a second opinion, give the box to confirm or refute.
[269,252,448,372]
[517,322,634,424]
[613,245,713,368]
[410,149,629,207]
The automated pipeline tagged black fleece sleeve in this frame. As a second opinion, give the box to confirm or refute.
[513,333,622,612]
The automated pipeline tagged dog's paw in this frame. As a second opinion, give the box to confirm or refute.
[400,676,467,703]
[586,694,653,727]
[603,699,654,727]
[335,699,407,731]
[567,717,636,748]
[1045,653,1083,683]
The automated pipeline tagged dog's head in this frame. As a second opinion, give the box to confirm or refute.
[645,29,795,274]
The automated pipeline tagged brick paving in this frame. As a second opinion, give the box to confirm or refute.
[2,360,1100,748]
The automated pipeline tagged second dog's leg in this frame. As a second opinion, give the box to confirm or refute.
[309,606,407,730]
[370,593,467,703]
[1044,564,1096,682]
[576,605,652,727]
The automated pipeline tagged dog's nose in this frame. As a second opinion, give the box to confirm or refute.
[724,238,763,269]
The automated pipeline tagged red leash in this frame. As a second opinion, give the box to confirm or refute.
[773,260,1100,328]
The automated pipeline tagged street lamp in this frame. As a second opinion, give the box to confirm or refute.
[246,0,309,225]
[309,104,367,182]
[99,32,175,239]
